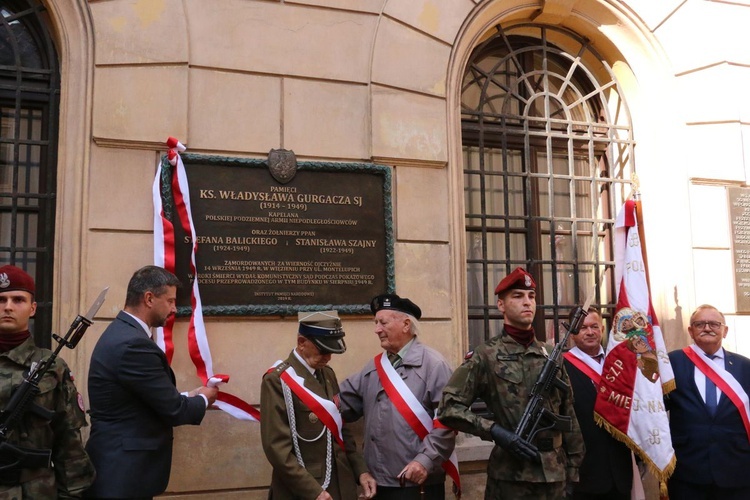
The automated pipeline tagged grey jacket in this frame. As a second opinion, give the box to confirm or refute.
[339,339,455,487]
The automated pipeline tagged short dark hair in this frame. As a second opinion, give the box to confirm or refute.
[125,266,181,307]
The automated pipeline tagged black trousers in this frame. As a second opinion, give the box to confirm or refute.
[668,476,750,500]
[375,483,445,500]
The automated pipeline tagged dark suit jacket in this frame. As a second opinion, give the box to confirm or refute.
[564,357,632,495]
[667,348,750,488]
[84,311,207,498]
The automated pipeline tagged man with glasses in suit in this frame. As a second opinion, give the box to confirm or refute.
[667,304,750,500]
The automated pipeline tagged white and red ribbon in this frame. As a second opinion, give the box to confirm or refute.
[563,349,602,385]
[154,137,260,422]
[374,353,461,495]
[684,345,750,442]
[268,361,345,449]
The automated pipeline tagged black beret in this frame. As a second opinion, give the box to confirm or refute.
[370,294,421,320]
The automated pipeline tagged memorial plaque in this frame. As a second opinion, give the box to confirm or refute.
[728,186,750,312]
[161,154,394,316]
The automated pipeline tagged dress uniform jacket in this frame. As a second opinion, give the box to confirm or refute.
[0,337,94,498]
[667,348,750,488]
[338,339,455,488]
[85,311,207,498]
[261,352,367,499]
[438,330,584,484]
[564,355,632,495]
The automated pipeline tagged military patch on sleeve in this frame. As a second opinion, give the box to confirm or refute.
[77,393,85,412]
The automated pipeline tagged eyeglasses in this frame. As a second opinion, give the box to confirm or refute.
[691,321,724,331]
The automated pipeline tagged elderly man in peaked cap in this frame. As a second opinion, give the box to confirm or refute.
[339,294,456,500]
[438,267,584,499]
[261,310,376,500]
[0,265,95,498]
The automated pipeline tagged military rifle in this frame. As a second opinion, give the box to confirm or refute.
[513,300,590,453]
[0,287,108,477]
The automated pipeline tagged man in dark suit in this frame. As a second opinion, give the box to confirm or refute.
[667,304,750,500]
[84,265,218,499]
[563,307,632,500]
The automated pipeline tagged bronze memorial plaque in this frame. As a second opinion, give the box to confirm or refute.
[163,154,394,316]
[728,186,750,313]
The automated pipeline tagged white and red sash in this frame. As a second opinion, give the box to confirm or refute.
[374,353,461,495]
[269,361,345,449]
[683,345,750,442]
[563,348,602,385]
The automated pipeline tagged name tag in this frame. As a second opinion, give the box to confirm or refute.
[496,354,519,361]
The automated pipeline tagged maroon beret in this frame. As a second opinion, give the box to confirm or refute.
[0,265,35,295]
[494,267,535,296]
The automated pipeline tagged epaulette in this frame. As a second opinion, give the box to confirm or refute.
[274,361,290,373]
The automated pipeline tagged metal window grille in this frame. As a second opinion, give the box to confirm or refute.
[462,24,634,347]
[0,0,59,347]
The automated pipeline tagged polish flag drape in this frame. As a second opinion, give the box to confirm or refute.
[593,199,675,490]
[154,137,260,422]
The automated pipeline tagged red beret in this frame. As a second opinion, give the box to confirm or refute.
[0,265,35,295]
[494,267,535,296]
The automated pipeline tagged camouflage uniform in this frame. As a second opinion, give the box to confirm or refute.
[0,338,94,499]
[438,330,584,499]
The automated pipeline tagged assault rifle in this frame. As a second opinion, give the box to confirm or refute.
[513,301,590,455]
[0,287,108,479]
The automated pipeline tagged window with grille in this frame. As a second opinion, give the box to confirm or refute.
[0,0,59,347]
[462,25,633,348]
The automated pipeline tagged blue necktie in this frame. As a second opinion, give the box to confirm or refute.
[705,355,718,416]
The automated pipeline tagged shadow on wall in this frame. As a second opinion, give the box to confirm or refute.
[660,286,687,352]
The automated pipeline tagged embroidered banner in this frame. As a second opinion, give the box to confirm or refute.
[593,199,675,485]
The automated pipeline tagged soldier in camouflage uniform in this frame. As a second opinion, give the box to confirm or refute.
[438,267,584,499]
[0,265,94,499]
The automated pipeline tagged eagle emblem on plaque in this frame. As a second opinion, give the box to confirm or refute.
[267,149,297,184]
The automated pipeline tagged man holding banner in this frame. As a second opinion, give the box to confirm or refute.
[260,311,376,500]
[666,304,750,499]
[339,294,457,499]
[563,307,633,499]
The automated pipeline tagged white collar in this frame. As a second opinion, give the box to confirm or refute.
[123,311,152,339]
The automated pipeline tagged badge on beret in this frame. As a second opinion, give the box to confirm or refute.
[0,273,8,289]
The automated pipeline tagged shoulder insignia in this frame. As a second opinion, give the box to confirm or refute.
[275,362,290,373]
[464,350,474,360]
[68,370,75,382]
